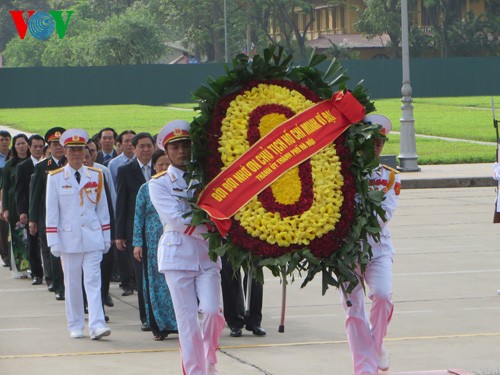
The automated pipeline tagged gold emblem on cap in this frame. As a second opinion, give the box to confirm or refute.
[173,128,183,135]
[73,134,79,141]
[55,131,61,137]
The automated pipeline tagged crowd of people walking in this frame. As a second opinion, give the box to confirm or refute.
[0,114,397,375]
[0,123,267,375]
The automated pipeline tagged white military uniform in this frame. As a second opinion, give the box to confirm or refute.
[341,164,400,375]
[149,165,224,375]
[46,164,111,336]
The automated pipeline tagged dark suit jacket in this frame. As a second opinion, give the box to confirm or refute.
[102,175,116,241]
[15,157,35,217]
[115,159,155,243]
[29,157,62,227]
[95,149,118,166]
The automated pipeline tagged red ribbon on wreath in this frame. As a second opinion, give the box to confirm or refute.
[197,90,365,236]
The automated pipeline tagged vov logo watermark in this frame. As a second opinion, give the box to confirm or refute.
[9,10,74,40]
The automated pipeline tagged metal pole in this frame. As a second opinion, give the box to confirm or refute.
[244,268,252,317]
[278,266,287,332]
[224,0,228,63]
[492,98,500,223]
[398,0,420,172]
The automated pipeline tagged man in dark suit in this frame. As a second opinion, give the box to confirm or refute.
[95,128,118,166]
[0,130,11,267]
[15,134,46,285]
[221,256,266,337]
[29,127,66,300]
[115,132,155,331]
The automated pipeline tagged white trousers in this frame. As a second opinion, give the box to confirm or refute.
[340,255,394,375]
[165,267,225,375]
[60,251,106,335]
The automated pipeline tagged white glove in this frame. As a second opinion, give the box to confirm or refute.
[50,245,61,257]
[103,242,111,254]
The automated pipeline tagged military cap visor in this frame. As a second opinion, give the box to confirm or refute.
[157,120,191,151]
[363,114,392,135]
[45,127,66,143]
[60,129,89,147]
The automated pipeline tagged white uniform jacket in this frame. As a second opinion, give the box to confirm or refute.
[149,165,220,272]
[367,164,401,258]
[45,165,111,253]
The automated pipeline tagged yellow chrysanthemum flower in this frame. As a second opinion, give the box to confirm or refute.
[221,83,344,247]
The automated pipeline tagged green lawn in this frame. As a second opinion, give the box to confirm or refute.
[374,96,499,142]
[383,134,495,165]
[0,105,196,136]
[0,96,498,164]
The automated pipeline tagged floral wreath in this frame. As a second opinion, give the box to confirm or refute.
[189,46,384,294]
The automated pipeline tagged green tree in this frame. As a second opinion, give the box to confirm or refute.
[156,0,343,62]
[446,10,494,57]
[90,7,166,65]
[409,25,434,58]
[155,0,233,62]
[423,0,465,57]
[484,0,500,56]
[40,2,97,66]
[41,27,97,67]
[85,0,142,21]
[0,0,50,53]
[265,0,315,59]
[233,0,344,61]
[39,6,165,66]
[3,35,47,67]
[354,0,403,58]
[423,0,498,57]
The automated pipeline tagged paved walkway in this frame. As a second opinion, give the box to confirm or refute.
[399,163,495,189]
[392,131,496,146]
[1,125,499,374]
[2,187,500,374]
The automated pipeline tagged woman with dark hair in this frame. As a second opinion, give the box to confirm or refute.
[133,148,177,340]
[1,134,30,277]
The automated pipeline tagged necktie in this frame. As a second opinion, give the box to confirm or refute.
[142,165,150,181]
[103,153,111,162]
[75,171,81,184]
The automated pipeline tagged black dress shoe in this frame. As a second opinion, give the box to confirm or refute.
[141,322,151,331]
[47,284,54,292]
[121,288,134,296]
[246,325,266,336]
[32,277,43,285]
[105,315,109,322]
[55,292,65,301]
[229,326,242,337]
[103,294,114,307]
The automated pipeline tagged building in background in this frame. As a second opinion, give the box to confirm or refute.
[269,0,488,59]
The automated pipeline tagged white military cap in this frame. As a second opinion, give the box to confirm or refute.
[363,114,392,135]
[157,120,191,151]
[59,128,89,147]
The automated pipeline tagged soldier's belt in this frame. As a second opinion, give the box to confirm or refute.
[163,223,197,236]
